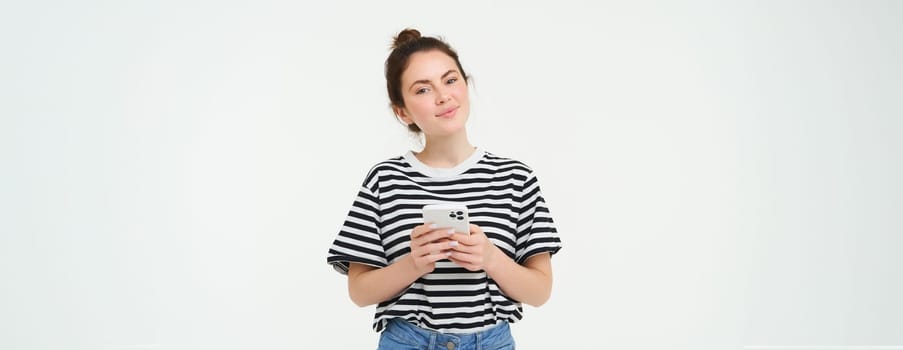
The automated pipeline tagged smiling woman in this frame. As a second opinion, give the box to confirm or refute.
[394,50,470,137]
[384,29,471,135]
[325,28,563,350]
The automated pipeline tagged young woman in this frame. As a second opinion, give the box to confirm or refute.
[326,28,562,350]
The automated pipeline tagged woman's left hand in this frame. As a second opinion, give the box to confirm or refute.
[447,224,503,272]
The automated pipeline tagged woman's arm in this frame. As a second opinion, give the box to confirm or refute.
[448,225,553,306]
[347,257,419,307]
[483,251,552,306]
[347,224,458,307]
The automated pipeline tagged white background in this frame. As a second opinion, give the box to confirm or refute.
[2,1,901,349]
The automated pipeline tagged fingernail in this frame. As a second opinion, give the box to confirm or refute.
[447,229,454,235]
[449,241,458,247]
[429,223,438,229]
[446,252,453,256]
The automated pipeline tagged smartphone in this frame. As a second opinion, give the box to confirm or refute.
[422,203,470,234]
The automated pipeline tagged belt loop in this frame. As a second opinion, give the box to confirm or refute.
[429,331,437,349]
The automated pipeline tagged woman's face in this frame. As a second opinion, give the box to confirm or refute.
[395,50,470,137]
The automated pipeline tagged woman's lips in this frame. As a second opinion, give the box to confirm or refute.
[436,106,458,118]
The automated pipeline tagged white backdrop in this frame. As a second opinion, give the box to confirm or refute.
[2,1,901,349]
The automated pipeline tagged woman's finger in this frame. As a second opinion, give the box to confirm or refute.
[410,223,435,238]
[426,251,452,262]
[447,255,478,270]
[413,228,455,245]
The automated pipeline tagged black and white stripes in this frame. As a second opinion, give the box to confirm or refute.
[327,149,561,333]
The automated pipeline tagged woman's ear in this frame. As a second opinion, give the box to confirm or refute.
[393,105,413,126]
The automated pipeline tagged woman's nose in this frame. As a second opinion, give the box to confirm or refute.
[436,91,450,104]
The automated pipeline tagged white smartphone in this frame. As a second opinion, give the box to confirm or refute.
[422,203,470,234]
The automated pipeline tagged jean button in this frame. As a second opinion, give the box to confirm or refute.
[446,341,455,350]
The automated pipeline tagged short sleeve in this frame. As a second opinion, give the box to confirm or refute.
[514,170,562,263]
[326,169,388,275]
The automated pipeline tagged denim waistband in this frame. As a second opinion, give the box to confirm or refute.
[382,318,512,349]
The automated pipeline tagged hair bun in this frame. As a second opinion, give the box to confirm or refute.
[392,28,422,49]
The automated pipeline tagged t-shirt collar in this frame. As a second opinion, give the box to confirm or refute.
[403,147,485,178]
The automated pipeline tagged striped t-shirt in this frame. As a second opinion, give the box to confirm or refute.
[326,148,562,333]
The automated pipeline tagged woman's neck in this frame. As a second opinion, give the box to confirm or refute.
[417,131,475,168]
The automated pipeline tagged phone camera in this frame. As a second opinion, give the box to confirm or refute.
[448,211,465,220]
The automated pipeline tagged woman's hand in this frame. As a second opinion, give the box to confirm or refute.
[408,223,456,275]
[447,224,503,271]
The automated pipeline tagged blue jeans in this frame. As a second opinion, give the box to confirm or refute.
[377,318,515,350]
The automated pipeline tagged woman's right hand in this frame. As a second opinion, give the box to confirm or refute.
[408,223,456,275]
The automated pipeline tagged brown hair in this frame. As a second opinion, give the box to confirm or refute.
[385,28,469,133]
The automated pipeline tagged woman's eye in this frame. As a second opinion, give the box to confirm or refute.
[446,78,458,84]
[415,87,429,95]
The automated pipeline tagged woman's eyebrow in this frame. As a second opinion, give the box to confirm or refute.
[408,70,459,90]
